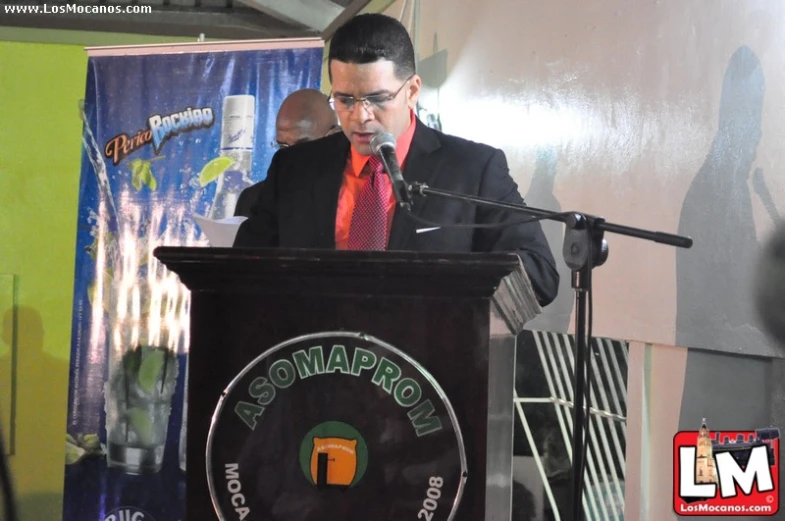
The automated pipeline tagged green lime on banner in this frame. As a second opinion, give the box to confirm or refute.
[298,421,368,488]
[138,349,166,393]
[127,407,155,445]
[198,156,235,186]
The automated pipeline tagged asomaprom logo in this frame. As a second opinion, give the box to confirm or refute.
[104,106,214,165]
[299,421,368,488]
[673,419,780,516]
[206,332,468,521]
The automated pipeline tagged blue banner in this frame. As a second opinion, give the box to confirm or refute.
[63,43,323,521]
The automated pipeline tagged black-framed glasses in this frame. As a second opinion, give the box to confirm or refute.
[270,124,342,149]
[329,74,414,113]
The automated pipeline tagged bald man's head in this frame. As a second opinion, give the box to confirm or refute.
[275,88,339,148]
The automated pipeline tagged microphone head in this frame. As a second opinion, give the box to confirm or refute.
[370,132,396,155]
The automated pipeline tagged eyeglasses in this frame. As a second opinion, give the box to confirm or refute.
[329,75,414,113]
[270,125,342,149]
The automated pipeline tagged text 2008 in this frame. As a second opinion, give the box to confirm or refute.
[417,476,444,520]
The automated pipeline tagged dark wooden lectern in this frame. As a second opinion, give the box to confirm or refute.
[155,247,541,521]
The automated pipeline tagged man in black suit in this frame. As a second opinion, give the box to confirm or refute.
[234,13,559,306]
[234,89,339,217]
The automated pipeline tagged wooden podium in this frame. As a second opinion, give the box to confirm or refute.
[155,247,541,521]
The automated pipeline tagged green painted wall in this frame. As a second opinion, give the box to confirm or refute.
[0,39,88,521]
[1,26,208,46]
[0,31,196,521]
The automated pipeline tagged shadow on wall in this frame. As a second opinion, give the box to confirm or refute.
[676,45,776,357]
[16,492,64,521]
[1,305,70,521]
[522,146,573,334]
[512,149,576,519]
[416,33,448,131]
[0,291,17,456]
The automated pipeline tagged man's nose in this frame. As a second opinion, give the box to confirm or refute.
[350,100,374,123]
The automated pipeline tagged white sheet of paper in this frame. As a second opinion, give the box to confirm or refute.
[193,214,247,247]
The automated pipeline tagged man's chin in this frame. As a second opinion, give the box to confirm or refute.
[351,142,374,156]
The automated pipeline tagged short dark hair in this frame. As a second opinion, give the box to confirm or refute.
[328,13,416,80]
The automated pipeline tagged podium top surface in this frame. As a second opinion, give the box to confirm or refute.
[155,247,541,333]
[155,246,526,296]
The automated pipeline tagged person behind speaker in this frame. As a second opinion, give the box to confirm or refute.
[234,88,339,217]
[233,13,559,306]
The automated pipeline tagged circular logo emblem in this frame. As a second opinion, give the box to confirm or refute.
[207,332,467,521]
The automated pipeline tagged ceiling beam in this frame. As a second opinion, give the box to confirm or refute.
[0,6,317,40]
[237,0,343,32]
[320,0,391,40]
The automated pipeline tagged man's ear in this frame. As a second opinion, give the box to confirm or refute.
[407,74,422,109]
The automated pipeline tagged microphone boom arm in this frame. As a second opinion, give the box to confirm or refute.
[406,180,691,521]
[408,182,691,248]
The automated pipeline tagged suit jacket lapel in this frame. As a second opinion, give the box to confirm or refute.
[312,134,351,248]
[388,120,443,251]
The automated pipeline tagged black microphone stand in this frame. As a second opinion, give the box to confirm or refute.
[406,181,692,521]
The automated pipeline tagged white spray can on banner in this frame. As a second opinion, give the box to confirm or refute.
[208,95,256,220]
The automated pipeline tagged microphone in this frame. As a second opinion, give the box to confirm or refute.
[370,132,412,210]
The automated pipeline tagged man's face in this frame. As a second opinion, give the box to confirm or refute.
[329,59,421,155]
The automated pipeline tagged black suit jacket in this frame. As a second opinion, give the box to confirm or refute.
[235,181,263,218]
[234,119,559,305]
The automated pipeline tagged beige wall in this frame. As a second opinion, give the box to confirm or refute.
[385,0,784,355]
[625,342,689,521]
[381,3,785,517]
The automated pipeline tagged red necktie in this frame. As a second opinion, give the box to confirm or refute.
[347,156,390,250]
